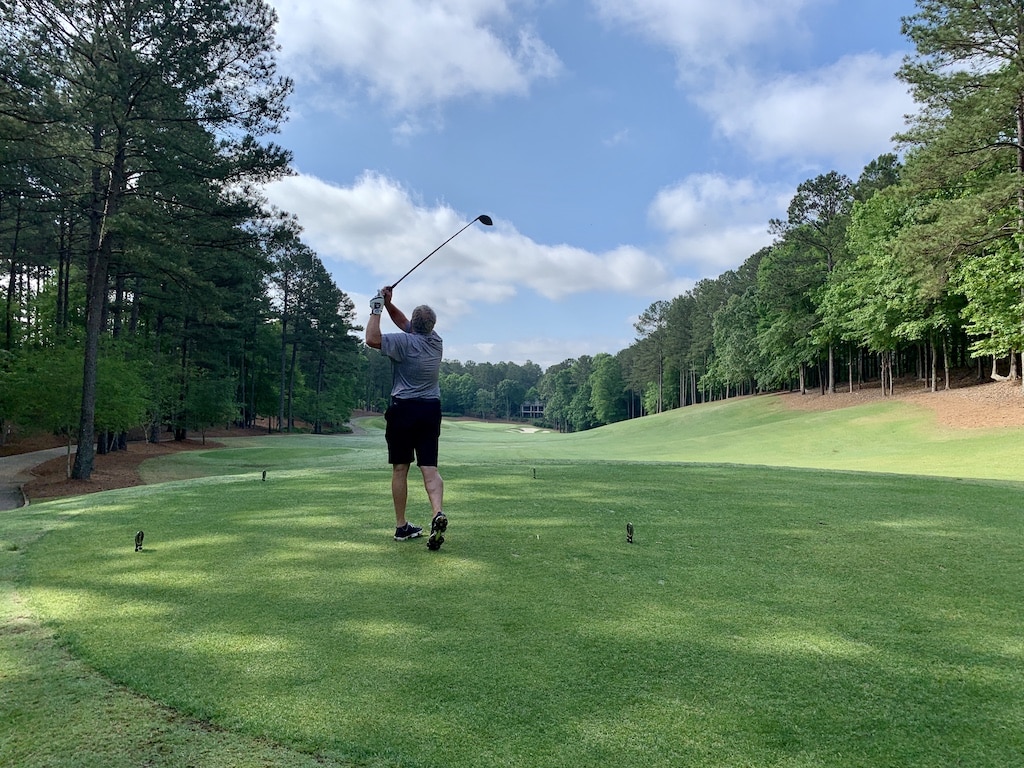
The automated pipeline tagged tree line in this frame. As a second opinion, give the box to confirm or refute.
[526,2,1024,431]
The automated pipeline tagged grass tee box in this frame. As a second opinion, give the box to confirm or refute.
[7,401,1024,767]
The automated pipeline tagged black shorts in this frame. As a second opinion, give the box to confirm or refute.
[385,398,442,467]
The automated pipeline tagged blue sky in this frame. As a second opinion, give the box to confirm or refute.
[263,0,919,369]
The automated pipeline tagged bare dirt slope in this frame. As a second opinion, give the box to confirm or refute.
[14,427,269,502]
[783,376,1024,428]
[11,381,1024,502]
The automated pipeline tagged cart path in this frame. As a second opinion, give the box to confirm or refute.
[0,447,74,511]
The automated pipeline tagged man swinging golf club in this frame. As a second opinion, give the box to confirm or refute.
[365,214,491,549]
[366,285,448,550]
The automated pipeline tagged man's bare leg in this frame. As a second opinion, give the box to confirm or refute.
[421,466,447,550]
[392,463,411,527]
[420,466,444,516]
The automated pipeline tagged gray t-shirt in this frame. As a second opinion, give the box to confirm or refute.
[380,330,443,400]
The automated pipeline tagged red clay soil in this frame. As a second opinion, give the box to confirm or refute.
[781,375,1024,428]
[12,426,271,503]
[9,380,1024,503]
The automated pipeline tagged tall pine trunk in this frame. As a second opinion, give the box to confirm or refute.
[1019,100,1024,391]
[278,280,290,433]
[4,194,23,351]
[827,344,835,394]
[73,128,126,480]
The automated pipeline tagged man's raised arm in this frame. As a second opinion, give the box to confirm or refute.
[382,286,410,331]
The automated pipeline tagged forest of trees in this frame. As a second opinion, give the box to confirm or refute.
[528,2,1024,432]
[4,1,1024,462]
[0,0,362,479]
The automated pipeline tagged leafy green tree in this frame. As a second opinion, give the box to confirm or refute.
[833,188,918,393]
[94,352,150,451]
[663,294,696,406]
[472,388,495,419]
[711,291,759,396]
[551,355,597,431]
[590,352,627,424]
[361,345,392,412]
[11,347,82,474]
[614,347,645,418]
[898,0,1024,385]
[633,300,669,413]
[185,374,237,443]
[2,0,292,477]
[268,221,310,432]
[754,239,823,392]
[688,277,734,402]
[820,159,906,391]
[133,195,276,440]
[302,279,359,433]
[514,361,544,392]
[568,381,598,431]
[537,362,575,431]
[495,378,524,420]
[769,172,855,393]
[855,153,902,203]
[275,244,358,433]
[956,242,1024,362]
[440,372,477,415]
[640,381,660,416]
[0,349,16,443]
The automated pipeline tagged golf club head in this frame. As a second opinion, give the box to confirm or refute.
[477,214,493,226]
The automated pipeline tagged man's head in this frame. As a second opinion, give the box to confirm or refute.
[410,305,436,335]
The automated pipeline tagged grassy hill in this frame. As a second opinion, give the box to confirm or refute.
[442,393,1024,480]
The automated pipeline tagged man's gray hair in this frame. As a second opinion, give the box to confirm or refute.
[410,305,436,335]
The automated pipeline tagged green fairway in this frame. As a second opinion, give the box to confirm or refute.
[4,395,1024,767]
[143,393,1024,484]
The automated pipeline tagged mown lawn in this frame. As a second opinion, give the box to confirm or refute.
[3,400,1024,767]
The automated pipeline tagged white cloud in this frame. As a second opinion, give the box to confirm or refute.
[268,0,562,111]
[589,2,912,170]
[264,170,686,331]
[591,0,812,72]
[648,174,788,274]
[699,54,914,167]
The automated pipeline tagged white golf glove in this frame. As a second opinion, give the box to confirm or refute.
[370,294,384,315]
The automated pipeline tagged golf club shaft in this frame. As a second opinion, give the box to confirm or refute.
[390,215,491,288]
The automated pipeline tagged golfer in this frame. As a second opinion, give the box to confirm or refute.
[366,286,448,551]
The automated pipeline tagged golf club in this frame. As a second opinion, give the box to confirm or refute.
[389,214,493,289]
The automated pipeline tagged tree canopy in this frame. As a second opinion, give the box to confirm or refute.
[0,0,359,472]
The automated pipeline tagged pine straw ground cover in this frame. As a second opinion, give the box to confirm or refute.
[3,389,1024,767]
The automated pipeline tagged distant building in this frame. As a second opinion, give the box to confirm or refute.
[520,400,544,419]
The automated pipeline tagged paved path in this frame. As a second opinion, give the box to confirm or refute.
[0,425,364,512]
[0,448,73,511]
